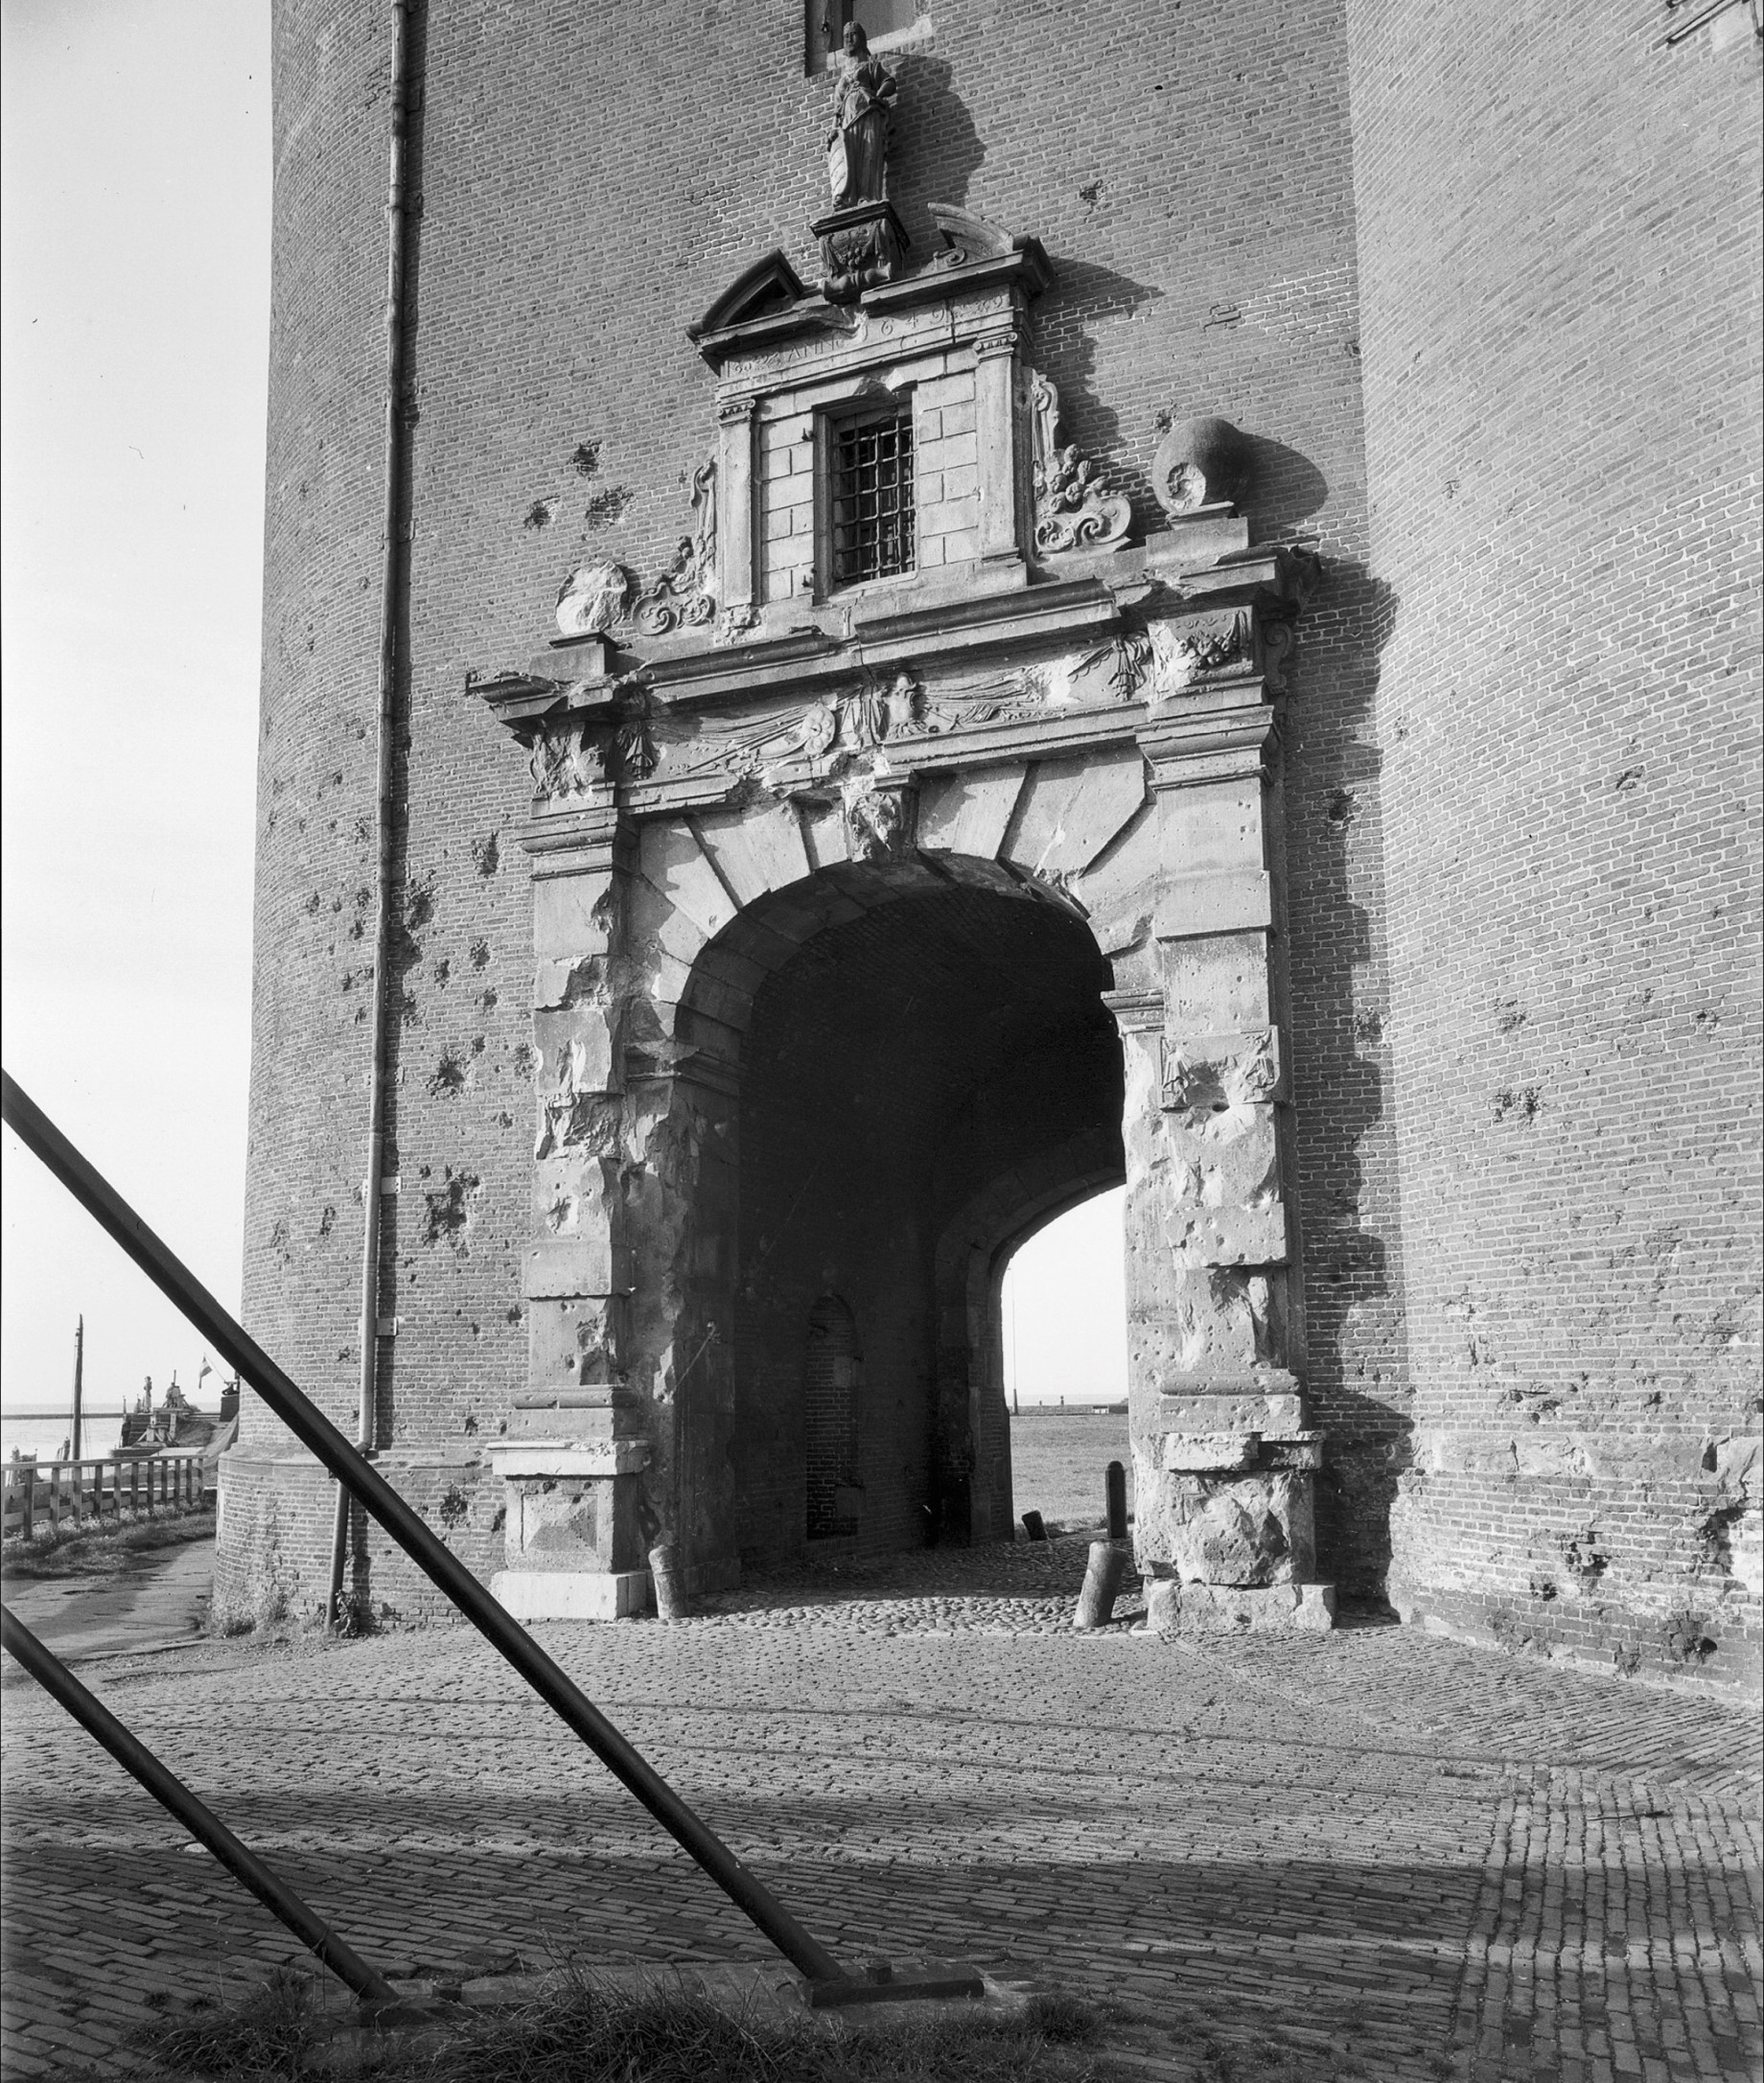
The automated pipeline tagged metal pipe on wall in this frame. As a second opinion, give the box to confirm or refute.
[328,0,415,1629]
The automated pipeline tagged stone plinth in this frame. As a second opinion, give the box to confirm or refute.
[487,1391,653,1621]
[1146,1580,1336,1634]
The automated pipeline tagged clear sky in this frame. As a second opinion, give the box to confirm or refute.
[1,1,271,1416]
[0,1,1126,1423]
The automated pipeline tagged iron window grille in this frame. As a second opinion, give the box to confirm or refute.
[828,403,915,588]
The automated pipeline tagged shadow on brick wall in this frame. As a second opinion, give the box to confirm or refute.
[1033,255,1167,521]
[889,56,987,242]
[1278,555,1412,1602]
[1242,431,1331,539]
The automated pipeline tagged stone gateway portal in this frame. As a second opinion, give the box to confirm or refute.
[219,2,1759,1686]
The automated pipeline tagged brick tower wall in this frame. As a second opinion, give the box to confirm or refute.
[1347,0,1763,1681]
[225,0,1391,1621]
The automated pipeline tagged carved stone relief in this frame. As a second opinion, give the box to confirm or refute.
[555,463,717,643]
[527,719,605,802]
[842,770,917,861]
[1146,611,1252,697]
[1028,371,1131,556]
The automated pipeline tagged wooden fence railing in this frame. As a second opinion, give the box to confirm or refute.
[1,1452,206,1543]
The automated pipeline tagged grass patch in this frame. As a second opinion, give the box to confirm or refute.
[1,1506,215,1583]
[138,1971,1121,2083]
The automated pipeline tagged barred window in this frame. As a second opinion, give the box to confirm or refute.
[828,403,915,588]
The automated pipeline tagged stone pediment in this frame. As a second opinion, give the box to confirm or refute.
[685,249,811,350]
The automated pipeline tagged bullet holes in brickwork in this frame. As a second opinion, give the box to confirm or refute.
[1078,179,1102,210]
[479,988,499,1014]
[470,937,492,969]
[1614,766,1644,793]
[405,875,436,933]
[436,1486,470,1529]
[317,1204,337,1239]
[304,891,323,916]
[472,834,499,878]
[525,443,631,535]
[1696,1502,1745,1574]
[1557,1528,1610,1584]
[1353,1008,1384,1047]
[1493,1085,1542,1124]
[268,1218,291,1264]
[421,1170,479,1247]
[513,1043,537,1078]
[1325,788,1358,831]
[427,1053,467,1098]
[583,485,635,529]
[1496,998,1527,1033]
[1662,1610,1718,1664]
[433,959,451,988]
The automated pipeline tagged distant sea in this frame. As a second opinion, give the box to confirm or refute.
[2,1411,133,1462]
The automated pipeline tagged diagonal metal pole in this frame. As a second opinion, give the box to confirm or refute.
[1,1604,396,2003]
[0,1070,851,1991]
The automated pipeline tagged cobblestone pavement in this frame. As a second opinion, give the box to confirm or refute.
[2,1539,1758,2081]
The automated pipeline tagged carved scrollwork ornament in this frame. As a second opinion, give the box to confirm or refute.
[1028,370,1131,556]
[553,461,718,642]
[631,459,717,636]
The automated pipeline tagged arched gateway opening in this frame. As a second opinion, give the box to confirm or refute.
[688,865,1124,1568]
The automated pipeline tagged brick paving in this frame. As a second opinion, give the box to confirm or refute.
[1,1539,1758,2080]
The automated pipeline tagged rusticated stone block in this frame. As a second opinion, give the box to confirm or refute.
[1136,1467,1315,1585]
[526,1295,624,1390]
[1154,1385,1306,1432]
[1161,1029,1285,1112]
[1159,1432,1260,1472]
[1263,1431,1325,1470]
[523,1237,633,1300]
[1165,1200,1289,1268]
[1146,1579,1336,1634]
[1128,1269,1289,1377]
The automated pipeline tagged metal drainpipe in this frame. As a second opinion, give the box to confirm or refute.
[328,0,413,1629]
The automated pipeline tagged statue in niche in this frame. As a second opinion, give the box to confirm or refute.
[826,23,897,206]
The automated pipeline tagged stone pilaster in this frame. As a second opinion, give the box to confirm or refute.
[493,775,655,1619]
[1119,683,1334,1632]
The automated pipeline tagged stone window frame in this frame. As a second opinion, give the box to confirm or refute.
[815,383,920,599]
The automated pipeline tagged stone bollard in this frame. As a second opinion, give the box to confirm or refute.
[1073,1539,1127,1630]
[1021,1510,1048,1542]
[648,1543,686,1622]
[1105,1459,1127,1541]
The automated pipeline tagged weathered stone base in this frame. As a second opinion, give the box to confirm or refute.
[1146,1578,1336,1635]
[491,1568,653,1621]
[216,1447,503,1629]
